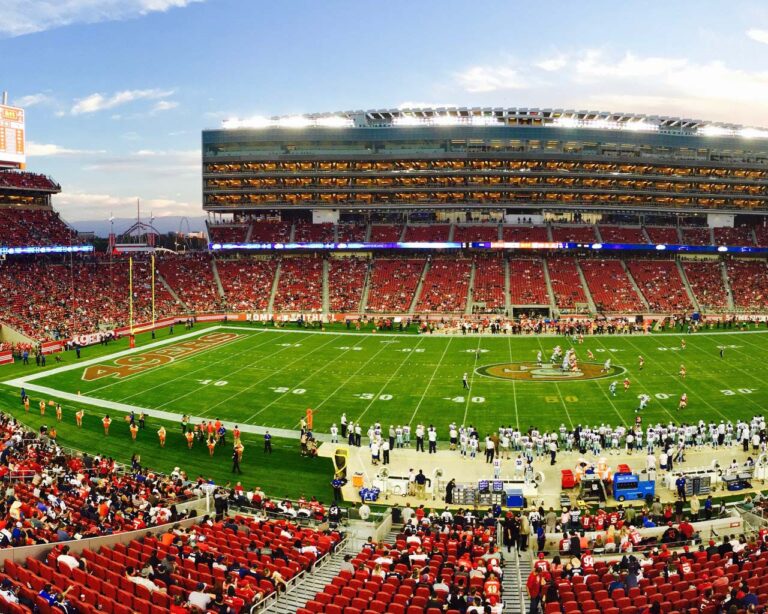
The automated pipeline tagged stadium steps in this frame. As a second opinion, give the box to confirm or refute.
[322,259,330,314]
[465,260,476,315]
[677,259,701,312]
[641,225,653,244]
[499,543,527,614]
[751,228,758,246]
[541,257,558,316]
[504,256,512,315]
[359,260,372,312]
[266,544,353,613]
[244,222,254,243]
[267,260,282,313]
[574,260,597,313]
[620,259,650,310]
[288,223,296,242]
[210,257,226,299]
[720,260,736,310]
[594,225,604,242]
[497,223,503,240]
[448,223,455,242]
[408,260,431,315]
[364,222,372,242]
[157,273,187,310]
[398,224,407,241]
[546,224,553,241]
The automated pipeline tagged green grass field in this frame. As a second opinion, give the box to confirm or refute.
[1,322,766,500]
[6,322,767,434]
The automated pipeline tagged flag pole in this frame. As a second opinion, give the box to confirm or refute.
[151,253,156,329]
[129,256,134,335]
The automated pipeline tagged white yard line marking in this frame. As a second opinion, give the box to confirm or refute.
[461,337,483,428]
[3,327,221,388]
[200,333,343,419]
[507,335,520,431]
[312,341,396,412]
[589,336,664,425]
[355,336,429,424]
[216,325,768,339]
[152,335,300,410]
[245,336,373,422]
[407,338,453,427]
[619,334,763,414]
[116,331,276,402]
[534,337,574,429]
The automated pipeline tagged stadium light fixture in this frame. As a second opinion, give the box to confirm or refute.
[699,125,732,137]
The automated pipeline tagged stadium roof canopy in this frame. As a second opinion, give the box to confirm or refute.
[221,107,768,139]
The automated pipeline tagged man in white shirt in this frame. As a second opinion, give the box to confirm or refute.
[187,583,214,611]
[56,546,81,571]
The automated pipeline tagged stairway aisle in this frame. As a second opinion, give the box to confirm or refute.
[267,544,352,613]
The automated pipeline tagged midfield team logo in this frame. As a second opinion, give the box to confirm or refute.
[476,361,625,382]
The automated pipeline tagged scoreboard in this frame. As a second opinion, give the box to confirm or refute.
[0,105,25,167]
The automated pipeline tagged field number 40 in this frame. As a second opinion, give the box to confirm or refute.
[721,389,756,395]
[198,379,228,386]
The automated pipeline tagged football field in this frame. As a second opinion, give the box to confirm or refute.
[7,323,767,436]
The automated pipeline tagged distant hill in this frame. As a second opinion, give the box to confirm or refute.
[69,216,206,237]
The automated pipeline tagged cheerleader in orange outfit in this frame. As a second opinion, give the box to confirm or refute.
[157,426,166,448]
[102,415,112,435]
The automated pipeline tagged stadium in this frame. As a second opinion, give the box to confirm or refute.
[2,95,768,614]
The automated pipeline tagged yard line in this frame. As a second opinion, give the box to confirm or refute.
[85,330,259,395]
[312,340,397,413]
[533,336,574,429]
[407,337,453,427]
[507,335,520,431]
[3,327,220,388]
[152,332,305,409]
[217,324,768,339]
[461,337,483,428]
[245,336,378,422]
[688,335,766,389]
[115,331,281,401]
[354,336,429,425]
[621,334,764,414]
[198,333,343,418]
[590,336,670,425]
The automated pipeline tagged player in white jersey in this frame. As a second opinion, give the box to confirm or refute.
[637,394,650,413]
[602,358,612,372]
[536,351,543,367]
[609,381,617,397]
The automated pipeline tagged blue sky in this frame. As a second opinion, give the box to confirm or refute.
[2,0,768,226]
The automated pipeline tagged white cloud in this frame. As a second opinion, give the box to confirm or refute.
[11,93,51,107]
[53,191,201,220]
[1,0,206,38]
[747,28,768,45]
[451,49,768,126]
[454,65,528,93]
[535,55,568,72]
[150,100,179,113]
[573,50,688,82]
[26,141,105,157]
[70,88,175,115]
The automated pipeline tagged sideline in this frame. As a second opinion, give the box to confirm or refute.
[218,324,768,338]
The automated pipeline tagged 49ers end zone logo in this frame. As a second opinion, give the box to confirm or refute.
[476,362,626,382]
[82,332,241,381]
